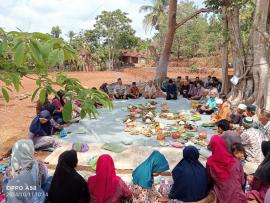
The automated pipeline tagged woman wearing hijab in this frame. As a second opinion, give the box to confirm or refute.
[48,150,89,203]
[169,146,209,202]
[29,110,56,150]
[52,90,65,124]
[247,141,270,203]
[88,154,132,203]
[3,139,48,202]
[131,150,169,203]
[207,135,246,203]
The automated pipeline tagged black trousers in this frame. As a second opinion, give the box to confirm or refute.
[166,93,177,100]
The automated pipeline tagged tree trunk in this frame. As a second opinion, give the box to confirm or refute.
[149,46,160,64]
[221,6,230,94]
[252,0,270,109]
[155,0,177,83]
[227,7,246,105]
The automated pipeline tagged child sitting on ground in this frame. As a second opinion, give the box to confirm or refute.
[231,143,248,192]
[231,143,246,166]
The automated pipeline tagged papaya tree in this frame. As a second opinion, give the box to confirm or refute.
[0,28,112,121]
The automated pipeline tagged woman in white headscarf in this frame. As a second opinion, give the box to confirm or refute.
[2,139,49,203]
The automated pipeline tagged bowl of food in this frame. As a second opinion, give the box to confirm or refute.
[198,131,208,139]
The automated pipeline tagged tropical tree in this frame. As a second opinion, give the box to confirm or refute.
[67,30,76,42]
[51,26,62,38]
[206,0,270,110]
[89,9,139,70]
[139,0,169,31]
[155,0,270,110]
[154,0,210,82]
[0,28,112,121]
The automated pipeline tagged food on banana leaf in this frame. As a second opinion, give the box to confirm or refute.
[145,118,152,124]
[198,131,208,139]
[171,132,181,139]
[166,113,175,120]
[149,101,158,105]
[161,103,169,112]
[124,127,132,132]
[152,122,160,128]
[182,132,195,140]
[159,141,169,147]
[191,138,208,147]
[190,114,201,121]
[185,124,197,132]
[196,140,208,147]
[160,112,167,118]
[170,142,184,148]
[178,120,186,126]
[201,123,215,127]
[142,129,152,137]
[135,108,143,114]
[157,133,166,140]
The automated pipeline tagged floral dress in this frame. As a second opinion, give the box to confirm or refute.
[130,184,161,203]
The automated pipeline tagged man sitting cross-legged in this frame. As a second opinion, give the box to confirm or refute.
[166,79,178,100]
[144,80,157,99]
[113,78,127,99]
[127,82,141,99]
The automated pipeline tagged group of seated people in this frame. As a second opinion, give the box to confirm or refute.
[99,75,222,101]
[29,90,82,151]
[2,129,270,203]
[5,75,270,202]
[100,78,158,100]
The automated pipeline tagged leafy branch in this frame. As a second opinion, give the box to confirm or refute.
[0,28,113,122]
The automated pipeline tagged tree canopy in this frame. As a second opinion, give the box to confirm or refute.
[0,28,112,120]
[51,26,62,38]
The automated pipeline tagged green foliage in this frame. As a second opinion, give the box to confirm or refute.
[206,0,250,10]
[63,101,72,122]
[190,64,198,73]
[39,88,47,104]
[67,30,76,42]
[0,28,112,120]
[240,1,255,49]
[140,0,169,31]
[136,38,151,53]
[1,87,9,102]
[51,26,62,38]
[154,1,222,58]
[78,9,140,69]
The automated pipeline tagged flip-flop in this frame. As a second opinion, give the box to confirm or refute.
[59,129,67,138]
[0,163,9,173]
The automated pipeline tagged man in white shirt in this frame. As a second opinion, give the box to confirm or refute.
[258,109,270,139]
[144,80,157,99]
[113,78,127,99]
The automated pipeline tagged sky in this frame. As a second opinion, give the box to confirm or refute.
[0,0,204,40]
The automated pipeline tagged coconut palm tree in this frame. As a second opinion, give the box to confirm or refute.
[139,0,169,31]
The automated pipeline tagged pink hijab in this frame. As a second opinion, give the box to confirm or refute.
[88,154,120,203]
[207,135,236,181]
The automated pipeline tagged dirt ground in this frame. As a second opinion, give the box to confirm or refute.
[0,66,220,157]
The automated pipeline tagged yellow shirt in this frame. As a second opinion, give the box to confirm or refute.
[211,104,231,123]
